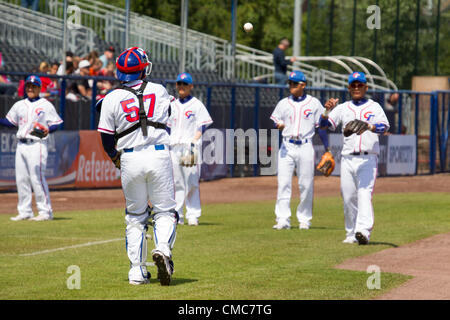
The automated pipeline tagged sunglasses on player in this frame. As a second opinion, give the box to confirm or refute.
[176,82,190,86]
[350,82,366,89]
[288,81,303,87]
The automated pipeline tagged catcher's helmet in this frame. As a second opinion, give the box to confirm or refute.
[115,47,152,82]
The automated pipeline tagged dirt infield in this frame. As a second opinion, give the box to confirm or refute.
[1,174,449,213]
[1,173,449,299]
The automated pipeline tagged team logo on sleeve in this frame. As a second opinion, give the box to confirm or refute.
[303,109,312,119]
[363,111,374,122]
[185,110,195,119]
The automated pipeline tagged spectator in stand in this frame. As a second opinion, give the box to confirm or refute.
[89,58,103,76]
[65,61,75,75]
[85,50,99,69]
[37,62,56,98]
[57,51,74,76]
[96,61,117,99]
[49,61,60,90]
[99,46,115,69]
[72,55,81,72]
[66,59,91,102]
[273,38,296,85]
[99,61,115,77]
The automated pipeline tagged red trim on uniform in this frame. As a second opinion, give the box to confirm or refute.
[287,99,297,135]
[6,115,17,126]
[97,127,115,134]
[328,117,337,130]
[270,115,280,123]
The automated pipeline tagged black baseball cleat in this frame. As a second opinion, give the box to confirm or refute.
[152,250,174,286]
[355,232,369,245]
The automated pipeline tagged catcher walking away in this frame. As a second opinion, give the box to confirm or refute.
[0,75,63,221]
[167,72,213,226]
[98,47,178,286]
[319,71,390,245]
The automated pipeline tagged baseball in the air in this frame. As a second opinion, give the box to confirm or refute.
[243,22,253,33]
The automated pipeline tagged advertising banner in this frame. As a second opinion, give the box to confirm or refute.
[386,135,417,175]
[0,130,120,190]
[0,130,80,189]
[74,131,121,188]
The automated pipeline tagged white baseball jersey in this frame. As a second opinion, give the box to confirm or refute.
[6,98,63,140]
[327,99,390,155]
[97,80,171,150]
[167,96,213,145]
[270,94,325,139]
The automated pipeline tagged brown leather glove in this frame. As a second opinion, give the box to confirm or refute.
[316,151,335,177]
[343,119,370,137]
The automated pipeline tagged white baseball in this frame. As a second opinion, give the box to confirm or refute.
[243,22,253,33]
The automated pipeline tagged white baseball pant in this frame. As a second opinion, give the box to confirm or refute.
[340,154,378,240]
[15,140,52,218]
[170,145,201,221]
[120,144,177,282]
[275,141,315,227]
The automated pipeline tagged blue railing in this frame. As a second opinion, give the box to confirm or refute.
[1,71,449,174]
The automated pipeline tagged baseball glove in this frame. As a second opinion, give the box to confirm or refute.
[29,122,49,139]
[110,150,122,170]
[316,151,335,177]
[180,143,197,167]
[343,119,370,137]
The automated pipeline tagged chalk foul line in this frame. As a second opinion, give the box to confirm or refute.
[19,238,123,256]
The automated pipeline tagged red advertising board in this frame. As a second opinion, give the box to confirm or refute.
[74,131,121,188]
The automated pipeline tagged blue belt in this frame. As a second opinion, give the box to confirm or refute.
[123,144,165,153]
[288,138,308,145]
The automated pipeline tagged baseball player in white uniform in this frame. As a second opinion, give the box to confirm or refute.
[97,47,177,285]
[167,72,213,226]
[270,71,330,230]
[0,75,63,221]
[320,71,390,245]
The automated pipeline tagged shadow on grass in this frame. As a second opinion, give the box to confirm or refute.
[180,222,220,227]
[169,278,198,286]
[366,241,398,248]
[52,217,72,221]
[123,278,198,286]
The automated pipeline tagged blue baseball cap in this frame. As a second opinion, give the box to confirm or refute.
[288,70,307,83]
[348,71,367,84]
[25,75,42,87]
[176,72,193,84]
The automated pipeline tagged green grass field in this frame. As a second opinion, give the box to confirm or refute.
[1,192,450,300]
